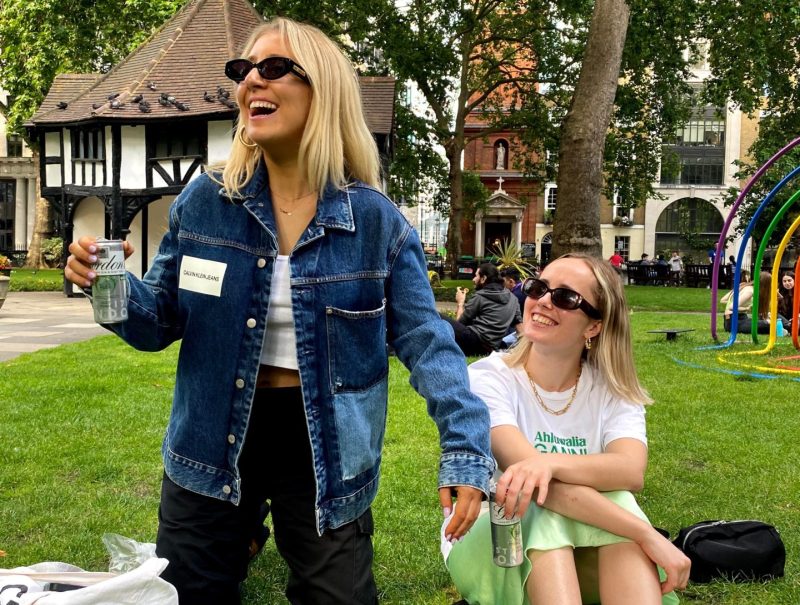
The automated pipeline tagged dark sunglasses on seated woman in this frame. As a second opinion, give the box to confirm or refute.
[225,57,311,85]
[522,278,602,320]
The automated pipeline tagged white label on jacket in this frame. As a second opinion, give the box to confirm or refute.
[179,255,227,297]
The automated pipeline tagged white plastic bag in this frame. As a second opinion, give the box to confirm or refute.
[0,559,176,604]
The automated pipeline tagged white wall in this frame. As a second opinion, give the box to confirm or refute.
[127,195,174,278]
[70,197,107,294]
[44,132,62,186]
[208,120,234,166]
[120,125,147,189]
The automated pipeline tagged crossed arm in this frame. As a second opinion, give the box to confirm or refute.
[491,424,690,595]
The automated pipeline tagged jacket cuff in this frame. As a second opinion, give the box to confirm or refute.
[438,451,496,498]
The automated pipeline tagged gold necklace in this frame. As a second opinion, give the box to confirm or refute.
[527,367,582,416]
[272,190,317,216]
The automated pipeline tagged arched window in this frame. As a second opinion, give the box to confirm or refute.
[655,197,723,260]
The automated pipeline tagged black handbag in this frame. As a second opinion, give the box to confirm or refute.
[674,520,786,583]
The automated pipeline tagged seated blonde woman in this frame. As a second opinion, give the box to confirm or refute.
[446,254,690,605]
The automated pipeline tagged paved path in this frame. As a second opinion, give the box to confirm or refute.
[0,291,107,362]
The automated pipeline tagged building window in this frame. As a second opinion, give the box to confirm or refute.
[6,134,23,158]
[72,128,105,160]
[545,185,557,211]
[153,124,202,159]
[0,180,14,250]
[660,104,726,186]
[612,191,633,225]
[614,236,630,261]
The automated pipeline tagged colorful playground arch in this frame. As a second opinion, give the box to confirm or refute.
[697,136,800,377]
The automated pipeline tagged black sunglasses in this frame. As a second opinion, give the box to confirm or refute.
[522,278,602,320]
[225,57,311,85]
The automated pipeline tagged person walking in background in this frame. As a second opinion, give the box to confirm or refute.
[443,262,522,356]
[65,17,493,604]
[668,251,683,287]
[446,254,690,605]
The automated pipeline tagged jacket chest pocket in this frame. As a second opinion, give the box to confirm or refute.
[325,300,388,481]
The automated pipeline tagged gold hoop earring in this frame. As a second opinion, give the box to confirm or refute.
[585,337,592,350]
[237,128,258,149]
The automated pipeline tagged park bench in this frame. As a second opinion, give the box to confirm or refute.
[685,264,733,289]
[627,263,669,286]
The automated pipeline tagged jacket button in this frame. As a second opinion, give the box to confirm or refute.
[257,258,266,268]
[222,485,232,495]
[235,378,245,389]
[246,318,256,328]
[326,308,332,315]
[227,434,236,444]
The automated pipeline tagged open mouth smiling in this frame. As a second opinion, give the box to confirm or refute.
[250,100,277,116]
[531,313,556,326]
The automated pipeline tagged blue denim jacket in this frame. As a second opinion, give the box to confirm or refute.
[109,162,494,532]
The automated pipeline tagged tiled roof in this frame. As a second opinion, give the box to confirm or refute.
[29,0,262,125]
[360,77,396,135]
[28,0,395,135]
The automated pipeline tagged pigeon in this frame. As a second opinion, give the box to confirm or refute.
[91,103,102,110]
[173,101,189,111]
[147,81,157,90]
[107,92,120,100]
[138,100,151,113]
[216,86,230,99]
[130,94,143,103]
[203,91,216,102]
[220,97,237,109]
[56,101,68,109]
[110,99,124,109]
[158,94,171,107]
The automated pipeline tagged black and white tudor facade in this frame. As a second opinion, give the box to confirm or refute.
[27,0,395,293]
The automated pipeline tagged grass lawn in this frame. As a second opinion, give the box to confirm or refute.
[5,268,64,292]
[1,287,798,603]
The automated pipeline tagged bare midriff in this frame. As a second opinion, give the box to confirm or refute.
[257,364,301,388]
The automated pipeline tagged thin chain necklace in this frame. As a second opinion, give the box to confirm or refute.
[272,190,317,216]
[527,366,582,416]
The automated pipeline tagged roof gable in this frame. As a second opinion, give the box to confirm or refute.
[30,0,262,125]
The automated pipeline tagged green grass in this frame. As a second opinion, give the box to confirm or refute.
[1,290,799,603]
[5,268,64,292]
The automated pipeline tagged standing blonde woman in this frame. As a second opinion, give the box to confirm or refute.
[65,17,493,604]
[446,254,690,604]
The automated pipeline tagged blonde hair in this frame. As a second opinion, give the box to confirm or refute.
[219,17,381,197]
[504,253,652,405]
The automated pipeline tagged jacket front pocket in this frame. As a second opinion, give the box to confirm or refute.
[325,301,388,392]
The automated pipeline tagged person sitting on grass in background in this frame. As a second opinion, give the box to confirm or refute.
[446,253,690,605]
[501,267,526,316]
[442,262,522,356]
[778,271,795,330]
[721,271,776,335]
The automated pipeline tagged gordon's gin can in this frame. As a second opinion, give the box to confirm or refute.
[490,486,523,567]
[91,238,128,324]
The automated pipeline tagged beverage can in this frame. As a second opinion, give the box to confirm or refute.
[489,486,524,567]
[91,238,129,324]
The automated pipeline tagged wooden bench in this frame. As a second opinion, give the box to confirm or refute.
[627,263,670,286]
[647,328,695,341]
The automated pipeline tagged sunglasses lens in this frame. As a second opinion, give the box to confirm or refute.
[226,59,252,82]
[259,58,290,80]
[524,279,547,299]
[551,289,580,310]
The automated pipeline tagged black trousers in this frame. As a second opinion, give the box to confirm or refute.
[156,387,378,604]
[441,315,492,356]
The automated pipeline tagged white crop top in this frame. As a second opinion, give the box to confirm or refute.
[260,256,299,370]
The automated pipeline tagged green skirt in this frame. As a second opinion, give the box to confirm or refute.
[447,490,679,605]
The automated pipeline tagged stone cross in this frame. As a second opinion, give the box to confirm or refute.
[496,176,505,193]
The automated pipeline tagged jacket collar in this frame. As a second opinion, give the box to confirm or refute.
[219,160,355,232]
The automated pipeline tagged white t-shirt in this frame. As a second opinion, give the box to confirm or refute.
[260,256,299,370]
[468,353,647,457]
[669,256,683,272]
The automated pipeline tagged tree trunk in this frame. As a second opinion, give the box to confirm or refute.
[552,0,630,259]
[445,142,465,277]
[24,196,52,269]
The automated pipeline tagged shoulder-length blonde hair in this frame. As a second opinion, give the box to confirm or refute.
[504,253,652,405]
[219,17,381,196]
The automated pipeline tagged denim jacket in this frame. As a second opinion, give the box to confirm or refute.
[109,162,494,533]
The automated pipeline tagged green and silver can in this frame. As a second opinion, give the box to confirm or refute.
[91,238,128,324]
